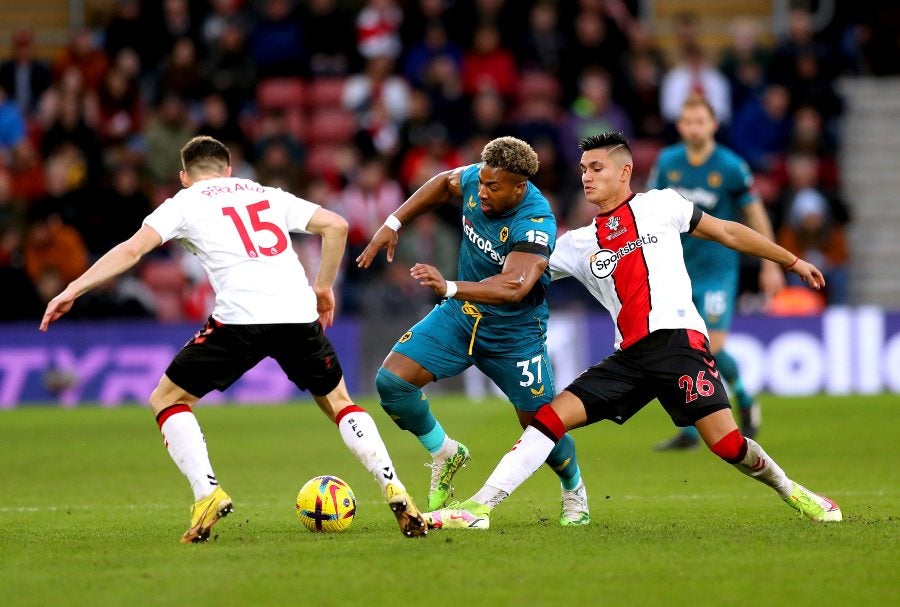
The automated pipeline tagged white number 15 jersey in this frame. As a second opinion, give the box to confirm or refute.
[143,177,321,324]
[550,189,708,351]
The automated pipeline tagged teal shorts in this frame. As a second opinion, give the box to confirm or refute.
[692,278,738,331]
[391,302,555,412]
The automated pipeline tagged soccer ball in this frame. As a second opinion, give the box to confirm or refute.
[296,475,356,532]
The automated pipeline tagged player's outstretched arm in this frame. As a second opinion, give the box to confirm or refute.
[306,208,349,328]
[39,225,162,332]
[410,252,548,305]
[356,167,465,268]
[691,213,825,289]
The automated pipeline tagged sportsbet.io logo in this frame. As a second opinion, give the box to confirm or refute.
[590,249,618,278]
[590,234,659,278]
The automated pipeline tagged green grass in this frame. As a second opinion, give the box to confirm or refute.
[0,395,896,607]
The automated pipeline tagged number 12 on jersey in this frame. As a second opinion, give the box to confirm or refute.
[222,200,289,258]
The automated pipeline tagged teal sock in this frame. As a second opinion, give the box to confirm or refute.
[714,350,754,409]
[546,433,581,490]
[375,367,439,444]
[680,425,699,439]
[417,421,447,455]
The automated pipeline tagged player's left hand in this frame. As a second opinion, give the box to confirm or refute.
[788,258,826,290]
[410,263,447,296]
[759,260,786,298]
[39,290,76,332]
[314,286,335,328]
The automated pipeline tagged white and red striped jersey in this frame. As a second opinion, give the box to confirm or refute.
[144,177,321,325]
[550,188,708,350]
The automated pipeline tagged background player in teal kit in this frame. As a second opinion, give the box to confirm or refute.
[356,136,589,525]
[648,95,785,450]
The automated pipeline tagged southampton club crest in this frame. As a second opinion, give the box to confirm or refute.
[605,216,620,231]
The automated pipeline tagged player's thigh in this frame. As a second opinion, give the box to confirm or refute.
[559,352,655,426]
[647,331,732,427]
[269,321,344,397]
[476,340,555,413]
[390,305,472,380]
[165,318,265,399]
[693,280,737,331]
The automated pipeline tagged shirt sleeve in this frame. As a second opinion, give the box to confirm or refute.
[142,197,186,243]
[664,188,698,233]
[549,232,575,280]
[509,206,557,259]
[277,188,321,233]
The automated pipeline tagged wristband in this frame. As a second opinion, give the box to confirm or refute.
[444,280,458,298]
[784,257,799,270]
[384,214,402,231]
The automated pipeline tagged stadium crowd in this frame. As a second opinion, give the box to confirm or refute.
[0,0,894,323]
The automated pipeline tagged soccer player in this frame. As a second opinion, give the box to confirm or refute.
[356,136,590,525]
[648,95,784,449]
[40,136,427,542]
[425,132,841,529]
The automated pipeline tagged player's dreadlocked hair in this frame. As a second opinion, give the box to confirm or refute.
[578,132,633,158]
[481,136,540,179]
[181,135,231,175]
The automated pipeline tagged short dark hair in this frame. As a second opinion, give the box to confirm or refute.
[180,136,231,175]
[579,132,632,160]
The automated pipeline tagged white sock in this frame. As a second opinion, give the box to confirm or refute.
[433,436,458,460]
[483,426,557,495]
[733,437,793,498]
[337,406,405,495]
[157,406,218,501]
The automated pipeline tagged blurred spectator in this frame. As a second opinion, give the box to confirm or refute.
[518,1,566,73]
[343,56,410,156]
[399,123,463,192]
[356,0,403,61]
[402,21,462,88]
[143,94,193,192]
[729,84,793,173]
[776,154,850,305]
[420,55,468,141]
[147,0,202,67]
[23,214,89,294]
[159,37,207,103]
[201,0,247,49]
[0,28,52,117]
[95,67,144,147]
[768,7,835,86]
[254,111,306,193]
[558,7,630,104]
[103,0,153,67]
[0,84,28,166]
[93,163,152,252]
[196,92,247,153]
[301,0,359,76]
[251,0,307,78]
[660,42,732,131]
[203,21,256,116]
[461,24,518,100]
[618,50,664,139]
[465,89,509,142]
[337,157,405,312]
[560,68,632,166]
[719,17,771,114]
[40,91,103,183]
[54,28,109,93]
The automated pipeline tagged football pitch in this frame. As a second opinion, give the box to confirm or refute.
[1,394,896,607]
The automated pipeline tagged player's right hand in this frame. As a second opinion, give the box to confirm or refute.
[356,225,399,268]
[39,291,76,332]
[789,258,826,290]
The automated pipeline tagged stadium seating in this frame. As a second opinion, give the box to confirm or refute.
[256,77,306,112]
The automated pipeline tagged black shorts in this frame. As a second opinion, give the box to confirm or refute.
[565,329,731,427]
[165,316,343,398]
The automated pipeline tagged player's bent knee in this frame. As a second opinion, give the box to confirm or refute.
[710,428,748,463]
[375,367,418,402]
